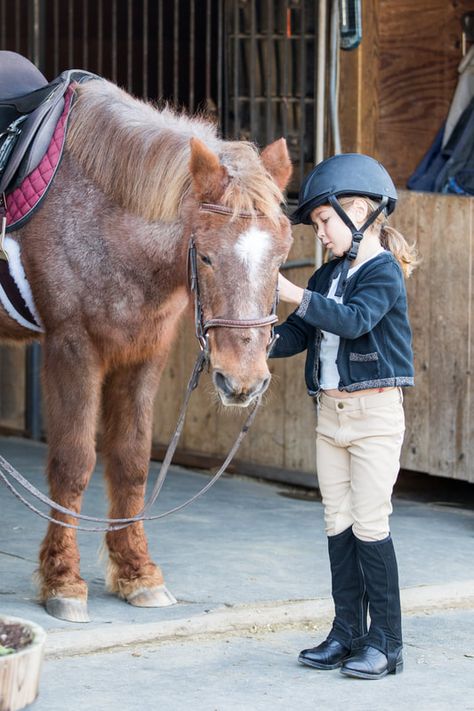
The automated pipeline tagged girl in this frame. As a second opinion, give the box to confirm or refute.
[271,153,417,680]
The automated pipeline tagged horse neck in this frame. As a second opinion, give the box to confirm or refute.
[147,218,190,291]
[61,153,191,301]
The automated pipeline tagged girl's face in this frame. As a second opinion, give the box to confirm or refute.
[310,201,368,257]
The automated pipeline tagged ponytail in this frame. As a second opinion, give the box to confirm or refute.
[380,224,419,278]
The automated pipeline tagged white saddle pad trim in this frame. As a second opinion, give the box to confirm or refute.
[0,236,44,333]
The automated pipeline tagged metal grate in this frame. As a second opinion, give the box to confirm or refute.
[0,0,223,114]
[1,0,320,185]
[223,0,319,189]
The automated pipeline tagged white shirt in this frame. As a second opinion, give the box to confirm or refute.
[319,249,385,390]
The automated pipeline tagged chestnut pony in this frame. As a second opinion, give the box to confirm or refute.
[0,78,293,622]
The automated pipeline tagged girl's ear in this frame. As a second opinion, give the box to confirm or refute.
[350,198,369,226]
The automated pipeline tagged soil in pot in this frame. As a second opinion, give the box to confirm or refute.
[0,623,33,657]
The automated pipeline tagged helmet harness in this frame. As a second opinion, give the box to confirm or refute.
[291,153,397,298]
[327,193,389,297]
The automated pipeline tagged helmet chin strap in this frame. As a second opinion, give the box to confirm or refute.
[328,195,389,297]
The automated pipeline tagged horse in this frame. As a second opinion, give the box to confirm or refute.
[0,76,293,622]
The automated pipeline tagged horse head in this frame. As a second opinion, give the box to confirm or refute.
[187,137,293,407]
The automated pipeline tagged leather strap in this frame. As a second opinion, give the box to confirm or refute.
[205,315,277,329]
[199,203,266,219]
[329,195,389,297]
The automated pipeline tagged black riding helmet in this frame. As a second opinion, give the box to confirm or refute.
[291,153,397,225]
[291,153,398,297]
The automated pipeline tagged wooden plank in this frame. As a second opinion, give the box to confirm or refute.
[0,344,25,431]
[281,225,316,474]
[152,318,187,445]
[428,194,471,480]
[179,319,219,456]
[393,191,430,473]
[339,0,380,155]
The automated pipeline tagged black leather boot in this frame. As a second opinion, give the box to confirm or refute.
[299,527,368,670]
[340,535,403,680]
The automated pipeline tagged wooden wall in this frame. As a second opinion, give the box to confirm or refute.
[340,0,473,186]
[393,191,473,483]
[150,191,474,484]
[0,192,473,483]
[0,344,25,432]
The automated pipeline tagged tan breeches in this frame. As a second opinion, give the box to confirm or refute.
[316,388,405,542]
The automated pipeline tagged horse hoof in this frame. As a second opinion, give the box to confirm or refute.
[45,596,90,623]
[126,585,177,607]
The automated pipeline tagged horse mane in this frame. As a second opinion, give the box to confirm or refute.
[67,79,284,223]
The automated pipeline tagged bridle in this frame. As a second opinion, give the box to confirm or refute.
[189,202,279,361]
[0,203,281,531]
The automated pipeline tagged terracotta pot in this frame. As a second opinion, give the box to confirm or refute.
[0,616,46,711]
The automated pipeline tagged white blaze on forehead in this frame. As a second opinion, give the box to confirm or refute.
[234,226,271,279]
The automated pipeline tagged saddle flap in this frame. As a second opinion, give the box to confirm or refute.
[0,74,72,195]
[0,95,65,194]
[13,98,65,188]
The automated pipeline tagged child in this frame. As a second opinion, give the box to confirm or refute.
[271,153,417,680]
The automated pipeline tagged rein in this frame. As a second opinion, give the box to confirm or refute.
[0,203,279,531]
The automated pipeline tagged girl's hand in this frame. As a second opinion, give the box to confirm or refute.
[278,273,305,306]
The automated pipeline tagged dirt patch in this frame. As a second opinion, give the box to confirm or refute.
[0,621,33,656]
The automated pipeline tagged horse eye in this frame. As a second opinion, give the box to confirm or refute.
[200,254,212,266]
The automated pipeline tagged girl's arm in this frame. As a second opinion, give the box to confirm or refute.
[270,311,311,358]
[279,261,403,340]
[269,273,316,358]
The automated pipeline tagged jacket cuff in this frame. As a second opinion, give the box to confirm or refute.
[296,289,312,319]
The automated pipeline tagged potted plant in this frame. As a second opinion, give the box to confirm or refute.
[0,615,46,711]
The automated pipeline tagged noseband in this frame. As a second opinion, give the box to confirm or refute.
[189,202,279,359]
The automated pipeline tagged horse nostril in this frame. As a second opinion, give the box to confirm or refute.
[214,371,236,397]
[249,376,271,398]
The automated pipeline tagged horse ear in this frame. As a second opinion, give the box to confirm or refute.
[189,137,229,203]
[260,138,292,190]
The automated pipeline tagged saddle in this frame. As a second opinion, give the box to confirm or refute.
[0,51,96,197]
[0,52,97,332]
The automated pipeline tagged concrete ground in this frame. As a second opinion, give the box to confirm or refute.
[0,435,473,711]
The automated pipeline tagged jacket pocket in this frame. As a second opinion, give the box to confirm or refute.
[348,351,380,382]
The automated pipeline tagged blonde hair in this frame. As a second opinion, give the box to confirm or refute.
[338,196,419,278]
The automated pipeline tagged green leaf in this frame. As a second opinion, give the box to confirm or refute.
[0,645,14,656]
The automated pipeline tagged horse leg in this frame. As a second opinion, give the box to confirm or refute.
[102,360,176,607]
[38,337,102,622]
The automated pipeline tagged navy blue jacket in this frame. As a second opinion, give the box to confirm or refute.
[270,251,415,395]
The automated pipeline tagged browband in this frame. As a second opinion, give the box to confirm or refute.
[199,203,266,219]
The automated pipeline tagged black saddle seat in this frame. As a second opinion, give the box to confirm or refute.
[0,51,48,100]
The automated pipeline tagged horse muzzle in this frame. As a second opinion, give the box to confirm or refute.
[213,370,271,407]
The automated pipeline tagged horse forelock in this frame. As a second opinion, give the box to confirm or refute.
[218,142,284,225]
[66,80,284,225]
